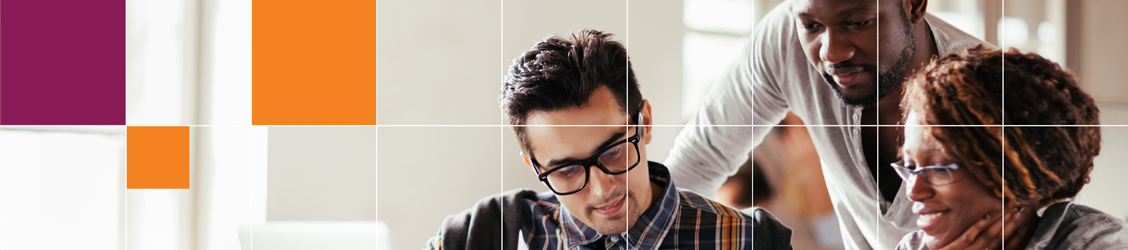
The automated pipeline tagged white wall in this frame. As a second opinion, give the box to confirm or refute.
[377,0,684,127]
[376,0,502,125]
[378,127,502,250]
[266,127,377,221]
[1077,127,1128,221]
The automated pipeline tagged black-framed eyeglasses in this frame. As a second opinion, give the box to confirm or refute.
[530,115,644,195]
[891,161,960,185]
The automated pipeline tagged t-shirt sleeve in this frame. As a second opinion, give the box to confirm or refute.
[665,2,794,198]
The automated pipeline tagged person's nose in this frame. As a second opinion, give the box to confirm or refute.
[585,165,619,199]
[906,174,935,202]
[820,29,855,65]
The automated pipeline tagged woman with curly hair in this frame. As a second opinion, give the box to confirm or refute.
[894,46,1128,250]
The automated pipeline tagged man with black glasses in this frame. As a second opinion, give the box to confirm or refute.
[424,29,791,250]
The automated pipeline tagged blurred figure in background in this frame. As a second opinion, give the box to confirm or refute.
[716,112,844,250]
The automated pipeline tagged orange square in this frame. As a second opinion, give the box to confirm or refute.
[127,126,189,189]
[252,0,377,125]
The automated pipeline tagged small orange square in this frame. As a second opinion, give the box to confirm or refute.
[127,126,189,189]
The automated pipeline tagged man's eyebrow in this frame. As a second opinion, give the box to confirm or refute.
[797,6,874,19]
[838,6,874,17]
[541,131,627,169]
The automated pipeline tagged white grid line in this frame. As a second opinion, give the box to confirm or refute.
[1001,0,1009,246]
[500,118,505,248]
[67,124,1119,127]
[875,0,882,244]
[625,0,632,243]
[500,0,506,248]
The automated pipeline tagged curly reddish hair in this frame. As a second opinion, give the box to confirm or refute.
[901,46,1101,207]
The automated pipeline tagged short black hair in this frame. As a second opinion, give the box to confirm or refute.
[499,29,642,156]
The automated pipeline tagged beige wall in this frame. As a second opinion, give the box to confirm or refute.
[1078,127,1128,221]
[376,0,502,125]
[1077,0,1128,104]
[1068,0,1128,220]
[266,127,377,221]
[378,127,501,250]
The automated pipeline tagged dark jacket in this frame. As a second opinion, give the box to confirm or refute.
[429,189,538,250]
[750,207,794,250]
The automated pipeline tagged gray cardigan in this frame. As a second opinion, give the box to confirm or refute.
[895,202,1128,250]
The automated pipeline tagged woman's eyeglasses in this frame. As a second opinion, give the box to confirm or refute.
[890,161,960,185]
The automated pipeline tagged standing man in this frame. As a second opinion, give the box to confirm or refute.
[666,0,1014,249]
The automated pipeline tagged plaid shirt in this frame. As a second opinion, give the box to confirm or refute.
[522,161,753,250]
[425,161,755,250]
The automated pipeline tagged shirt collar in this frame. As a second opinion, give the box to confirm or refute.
[559,205,602,247]
[625,161,680,250]
[558,161,680,249]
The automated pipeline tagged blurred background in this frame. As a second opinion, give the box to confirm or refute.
[378,0,1128,250]
[125,0,251,126]
[0,125,389,250]
[3,0,1128,250]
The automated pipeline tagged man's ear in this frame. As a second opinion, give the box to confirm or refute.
[521,152,533,168]
[522,153,543,178]
[907,0,928,24]
[640,99,653,145]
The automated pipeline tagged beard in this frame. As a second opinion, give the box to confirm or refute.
[583,188,643,235]
[824,17,917,107]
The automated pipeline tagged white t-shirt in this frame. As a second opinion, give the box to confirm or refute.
[665,2,994,250]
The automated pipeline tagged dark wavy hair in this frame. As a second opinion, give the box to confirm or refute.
[499,29,641,155]
[901,46,1101,207]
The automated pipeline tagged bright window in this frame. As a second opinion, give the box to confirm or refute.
[0,128,125,250]
[126,0,193,125]
[681,0,755,122]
